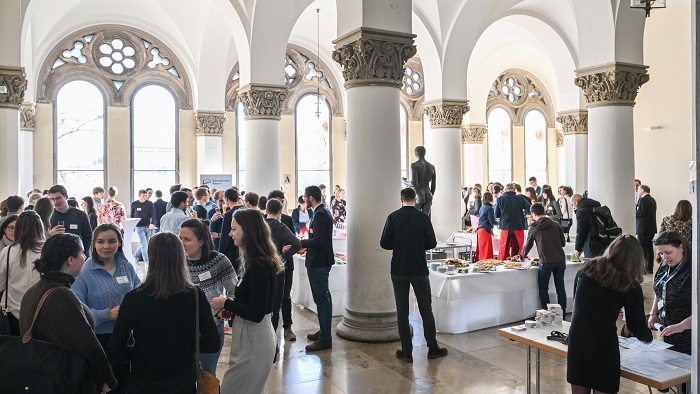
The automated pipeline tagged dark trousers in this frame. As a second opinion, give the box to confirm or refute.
[307,266,332,341]
[6,312,19,336]
[96,333,129,394]
[391,275,438,355]
[538,264,567,311]
[272,266,294,330]
[637,233,655,272]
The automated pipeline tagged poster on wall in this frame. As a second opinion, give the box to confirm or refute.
[199,174,233,189]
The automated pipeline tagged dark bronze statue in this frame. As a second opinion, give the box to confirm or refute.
[402,146,436,216]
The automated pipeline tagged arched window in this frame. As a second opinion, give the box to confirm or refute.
[487,108,512,183]
[400,105,408,179]
[524,110,548,184]
[55,80,105,197]
[236,102,247,191]
[295,94,331,197]
[132,85,177,199]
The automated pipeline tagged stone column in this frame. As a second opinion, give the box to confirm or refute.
[194,111,226,180]
[238,84,287,195]
[333,27,416,342]
[575,63,649,233]
[555,129,565,186]
[462,124,487,188]
[424,100,469,241]
[556,110,588,195]
[19,102,35,194]
[0,66,25,198]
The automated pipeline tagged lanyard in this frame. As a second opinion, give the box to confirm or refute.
[659,261,685,305]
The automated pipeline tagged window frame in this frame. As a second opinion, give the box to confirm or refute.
[486,106,514,184]
[294,93,333,198]
[523,108,548,185]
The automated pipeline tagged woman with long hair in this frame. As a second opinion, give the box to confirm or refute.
[475,192,498,261]
[212,209,283,394]
[34,197,54,237]
[81,196,98,231]
[108,232,220,393]
[524,187,538,204]
[567,235,652,394]
[0,210,45,335]
[180,218,238,376]
[20,233,116,393]
[72,223,140,393]
[659,200,692,247]
[541,187,562,222]
[557,186,574,242]
[0,214,18,252]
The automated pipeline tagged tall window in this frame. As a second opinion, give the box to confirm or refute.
[295,94,331,197]
[236,102,247,191]
[56,80,105,197]
[400,105,408,179]
[132,85,177,200]
[487,108,512,183]
[524,110,548,184]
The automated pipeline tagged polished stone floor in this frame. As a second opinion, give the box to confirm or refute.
[211,273,660,394]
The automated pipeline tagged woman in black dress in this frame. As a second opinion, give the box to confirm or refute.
[567,235,652,394]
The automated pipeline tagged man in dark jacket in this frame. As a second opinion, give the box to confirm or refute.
[572,194,608,258]
[380,188,447,363]
[494,183,531,259]
[519,203,567,310]
[300,185,334,352]
[218,188,244,273]
[636,185,657,274]
[268,190,298,340]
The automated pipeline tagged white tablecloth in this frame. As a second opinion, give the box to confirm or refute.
[429,261,583,334]
[447,231,576,259]
[291,255,347,316]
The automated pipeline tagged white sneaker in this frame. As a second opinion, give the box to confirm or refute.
[284,328,296,341]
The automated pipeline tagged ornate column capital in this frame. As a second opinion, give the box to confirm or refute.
[574,62,649,107]
[20,102,36,131]
[461,124,487,144]
[556,130,564,147]
[424,99,469,128]
[332,27,416,89]
[0,66,28,110]
[194,111,226,136]
[238,84,288,120]
[556,110,588,135]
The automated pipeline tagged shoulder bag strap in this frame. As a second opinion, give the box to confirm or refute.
[22,287,59,343]
[194,286,201,393]
[4,245,12,314]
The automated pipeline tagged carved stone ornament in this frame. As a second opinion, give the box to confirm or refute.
[556,110,588,135]
[238,84,288,120]
[556,131,564,147]
[424,100,470,128]
[332,27,417,89]
[0,66,28,110]
[20,102,36,131]
[461,124,487,144]
[195,111,226,136]
[574,62,649,107]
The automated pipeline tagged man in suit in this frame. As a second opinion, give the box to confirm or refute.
[636,185,657,274]
[218,188,244,273]
[494,183,531,259]
[380,187,447,363]
[299,185,334,352]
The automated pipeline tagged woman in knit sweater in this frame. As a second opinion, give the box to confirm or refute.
[180,218,237,376]
[72,223,141,393]
[20,233,117,393]
[0,210,45,335]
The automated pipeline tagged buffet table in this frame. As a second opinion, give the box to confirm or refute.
[291,255,347,316]
[447,231,576,259]
[429,261,583,334]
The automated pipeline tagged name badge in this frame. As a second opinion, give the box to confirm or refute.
[198,271,212,281]
[310,229,314,234]
[657,299,665,310]
[70,224,78,230]
[116,276,129,284]
[137,208,142,212]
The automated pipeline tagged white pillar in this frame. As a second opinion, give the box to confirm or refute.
[0,107,20,196]
[557,110,588,194]
[424,101,469,241]
[575,63,648,235]
[333,28,416,342]
[556,131,565,186]
[194,111,225,180]
[462,124,487,187]
[691,2,699,389]
[238,84,286,196]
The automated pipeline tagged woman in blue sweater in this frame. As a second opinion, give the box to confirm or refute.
[72,223,141,394]
[476,191,498,261]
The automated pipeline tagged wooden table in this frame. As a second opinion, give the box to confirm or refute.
[499,322,691,394]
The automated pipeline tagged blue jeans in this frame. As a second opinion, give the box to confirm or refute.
[391,275,438,355]
[307,266,332,341]
[538,264,567,311]
[134,227,151,261]
[199,321,225,376]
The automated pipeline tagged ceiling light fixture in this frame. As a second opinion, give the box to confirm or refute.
[630,0,666,18]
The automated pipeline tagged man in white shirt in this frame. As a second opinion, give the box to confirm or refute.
[159,191,190,234]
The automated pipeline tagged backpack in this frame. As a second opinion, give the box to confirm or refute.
[592,205,622,241]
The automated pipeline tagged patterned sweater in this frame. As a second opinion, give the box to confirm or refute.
[187,251,238,315]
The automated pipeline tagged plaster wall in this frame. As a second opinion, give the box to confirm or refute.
[33,102,53,189]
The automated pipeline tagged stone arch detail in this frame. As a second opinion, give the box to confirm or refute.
[485,68,555,127]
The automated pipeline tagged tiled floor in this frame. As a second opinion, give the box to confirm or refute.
[209,272,661,394]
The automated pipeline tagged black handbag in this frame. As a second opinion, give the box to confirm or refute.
[0,245,13,335]
[0,287,88,393]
